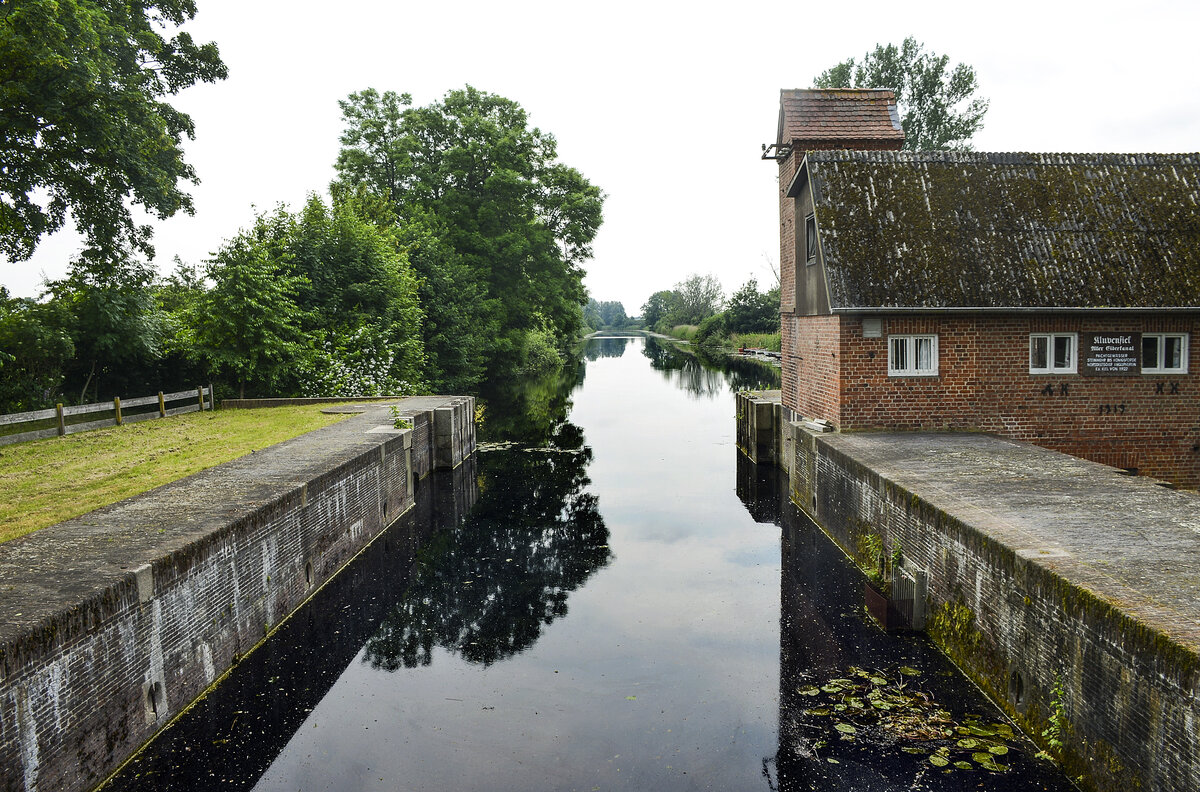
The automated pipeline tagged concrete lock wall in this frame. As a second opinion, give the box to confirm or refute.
[0,397,475,792]
[735,392,1200,792]
[795,429,1198,792]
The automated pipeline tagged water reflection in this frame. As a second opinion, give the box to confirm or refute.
[734,455,1072,792]
[364,439,611,669]
[584,335,636,360]
[99,461,479,791]
[643,336,780,398]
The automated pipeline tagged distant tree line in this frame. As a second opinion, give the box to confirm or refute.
[639,274,779,347]
[0,84,605,412]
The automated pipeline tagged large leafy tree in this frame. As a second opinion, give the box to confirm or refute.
[0,0,227,262]
[725,278,779,334]
[333,86,604,381]
[814,36,988,150]
[195,215,307,399]
[670,273,724,325]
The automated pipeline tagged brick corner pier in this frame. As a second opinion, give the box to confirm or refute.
[0,396,475,792]
[737,390,1200,792]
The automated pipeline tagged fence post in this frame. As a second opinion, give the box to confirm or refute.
[207,383,214,410]
[114,396,122,426]
[197,386,204,411]
[56,403,65,436]
[158,391,166,417]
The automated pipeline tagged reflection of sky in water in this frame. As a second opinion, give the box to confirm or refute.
[251,337,783,791]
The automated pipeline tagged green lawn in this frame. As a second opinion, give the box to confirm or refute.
[0,405,353,544]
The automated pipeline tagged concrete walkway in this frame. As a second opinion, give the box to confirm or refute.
[824,430,1200,654]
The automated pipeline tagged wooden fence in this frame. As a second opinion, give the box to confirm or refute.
[0,385,213,447]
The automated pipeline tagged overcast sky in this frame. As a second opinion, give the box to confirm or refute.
[4,0,1199,314]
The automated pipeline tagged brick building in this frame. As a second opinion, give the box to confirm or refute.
[769,88,1200,487]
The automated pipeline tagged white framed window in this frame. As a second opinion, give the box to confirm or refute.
[805,214,817,264]
[1030,333,1077,374]
[1142,333,1189,374]
[888,334,938,377]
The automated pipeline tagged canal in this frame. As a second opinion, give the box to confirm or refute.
[102,336,1072,791]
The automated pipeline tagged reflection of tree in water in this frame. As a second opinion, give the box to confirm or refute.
[642,337,779,397]
[584,336,634,360]
[477,360,585,445]
[365,370,611,670]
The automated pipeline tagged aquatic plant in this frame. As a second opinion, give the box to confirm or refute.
[794,665,1022,774]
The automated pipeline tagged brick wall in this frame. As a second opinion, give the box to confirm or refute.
[0,398,476,792]
[806,313,1200,487]
[781,313,842,427]
[790,431,1200,792]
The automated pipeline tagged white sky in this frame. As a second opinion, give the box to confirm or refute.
[3,0,1199,315]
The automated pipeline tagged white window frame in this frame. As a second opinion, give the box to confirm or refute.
[1142,333,1189,374]
[1029,333,1077,374]
[887,334,938,377]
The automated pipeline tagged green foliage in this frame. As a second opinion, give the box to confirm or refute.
[0,0,227,262]
[195,216,308,399]
[388,405,412,430]
[44,259,167,403]
[640,290,676,328]
[521,323,566,375]
[669,273,723,325]
[814,36,989,150]
[694,311,729,345]
[1036,675,1069,762]
[584,298,629,330]
[332,85,604,383]
[730,332,781,352]
[0,287,74,412]
[725,278,779,333]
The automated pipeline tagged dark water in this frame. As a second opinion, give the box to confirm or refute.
[104,336,1071,791]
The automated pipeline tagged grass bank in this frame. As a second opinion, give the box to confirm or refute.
[0,405,355,545]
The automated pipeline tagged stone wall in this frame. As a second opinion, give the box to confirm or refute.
[0,397,475,792]
[785,422,1200,792]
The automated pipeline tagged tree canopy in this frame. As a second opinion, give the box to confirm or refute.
[332,86,604,379]
[0,0,227,263]
[814,36,988,150]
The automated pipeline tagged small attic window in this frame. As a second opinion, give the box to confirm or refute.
[805,214,817,265]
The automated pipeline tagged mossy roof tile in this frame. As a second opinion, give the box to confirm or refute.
[802,151,1200,309]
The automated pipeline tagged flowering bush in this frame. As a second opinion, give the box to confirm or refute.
[296,325,419,397]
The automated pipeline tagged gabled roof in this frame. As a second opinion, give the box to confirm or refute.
[777,89,904,148]
[793,151,1200,309]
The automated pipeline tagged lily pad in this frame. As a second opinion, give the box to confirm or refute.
[929,754,949,767]
[900,746,925,754]
[957,738,979,749]
[988,745,1009,756]
[869,676,889,685]
[835,723,857,734]
[972,752,996,765]
[898,666,922,676]
[798,686,820,696]
[806,708,830,717]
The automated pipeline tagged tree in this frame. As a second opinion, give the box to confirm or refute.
[726,278,779,334]
[44,258,167,402]
[195,215,307,399]
[640,290,676,328]
[0,0,227,263]
[671,274,724,325]
[814,37,988,150]
[0,287,74,412]
[333,86,604,380]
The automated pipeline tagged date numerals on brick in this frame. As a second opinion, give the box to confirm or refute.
[1099,404,1127,415]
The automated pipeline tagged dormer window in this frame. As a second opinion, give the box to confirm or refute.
[805,214,817,265]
